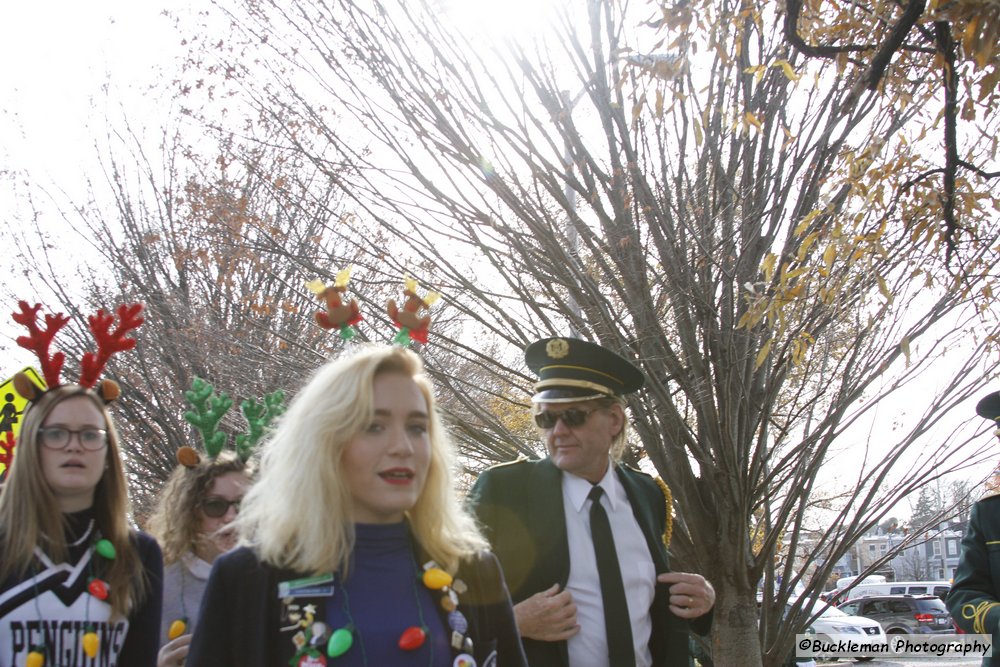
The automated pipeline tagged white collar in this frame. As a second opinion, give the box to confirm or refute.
[182,551,213,580]
[563,459,621,513]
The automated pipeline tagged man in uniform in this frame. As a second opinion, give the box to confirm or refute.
[947,390,1000,666]
[470,337,714,667]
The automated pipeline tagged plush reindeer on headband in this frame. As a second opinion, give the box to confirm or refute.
[11,300,144,403]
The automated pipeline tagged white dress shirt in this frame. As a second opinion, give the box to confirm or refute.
[563,460,656,667]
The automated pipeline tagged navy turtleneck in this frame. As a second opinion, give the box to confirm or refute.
[324,522,450,667]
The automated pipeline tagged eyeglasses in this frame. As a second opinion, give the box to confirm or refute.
[200,496,242,518]
[534,407,603,429]
[39,427,108,451]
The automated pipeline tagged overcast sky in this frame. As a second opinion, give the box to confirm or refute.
[1,1,188,180]
[0,2,193,366]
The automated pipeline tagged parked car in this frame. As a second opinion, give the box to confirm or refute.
[787,600,886,663]
[837,594,953,635]
[840,579,951,602]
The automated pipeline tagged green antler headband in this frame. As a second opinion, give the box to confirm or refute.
[176,377,285,467]
[234,390,286,463]
[183,377,233,459]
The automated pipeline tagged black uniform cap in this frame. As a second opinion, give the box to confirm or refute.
[524,337,645,404]
[976,391,1000,421]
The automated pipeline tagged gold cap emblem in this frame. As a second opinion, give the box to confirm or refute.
[546,338,569,359]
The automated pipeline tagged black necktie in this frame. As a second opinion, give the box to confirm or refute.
[588,485,636,667]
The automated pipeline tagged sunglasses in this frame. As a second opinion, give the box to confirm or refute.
[200,496,242,518]
[533,407,603,429]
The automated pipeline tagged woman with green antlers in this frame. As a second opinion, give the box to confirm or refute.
[149,378,284,667]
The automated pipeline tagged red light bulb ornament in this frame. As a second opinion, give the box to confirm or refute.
[87,578,109,601]
[398,625,427,651]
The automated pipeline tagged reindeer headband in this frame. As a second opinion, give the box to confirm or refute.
[308,268,440,346]
[12,301,144,404]
[175,377,286,468]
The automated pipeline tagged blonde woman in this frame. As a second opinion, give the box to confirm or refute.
[0,385,163,666]
[188,345,526,667]
[149,453,250,667]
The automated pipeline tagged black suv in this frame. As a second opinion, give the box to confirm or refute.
[837,595,953,635]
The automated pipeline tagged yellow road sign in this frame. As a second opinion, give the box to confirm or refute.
[0,367,46,476]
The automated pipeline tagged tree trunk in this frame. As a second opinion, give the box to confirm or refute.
[711,591,762,667]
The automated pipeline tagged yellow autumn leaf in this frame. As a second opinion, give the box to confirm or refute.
[975,40,993,69]
[773,59,801,82]
[745,111,763,131]
[877,276,894,303]
[963,16,980,58]
[794,209,821,236]
[823,244,837,270]
[978,67,1000,102]
[755,339,772,369]
[797,231,819,261]
[781,266,808,283]
[762,253,777,281]
[900,337,911,365]
[781,125,797,151]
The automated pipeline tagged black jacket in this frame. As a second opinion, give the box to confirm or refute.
[947,495,1000,666]
[187,543,527,667]
[470,458,708,667]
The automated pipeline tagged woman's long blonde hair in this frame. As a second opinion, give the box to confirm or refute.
[147,452,248,565]
[236,345,486,575]
[0,386,148,618]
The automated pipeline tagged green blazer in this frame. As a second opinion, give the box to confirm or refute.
[470,457,702,667]
[948,495,1000,666]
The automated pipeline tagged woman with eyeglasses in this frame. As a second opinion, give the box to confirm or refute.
[148,452,250,667]
[186,345,527,667]
[0,384,163,666]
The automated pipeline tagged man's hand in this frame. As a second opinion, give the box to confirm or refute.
[157,633,192,667]
[659,571,715,619]
[513,583,581,641]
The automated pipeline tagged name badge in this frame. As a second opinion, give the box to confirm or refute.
[279,574,335,598]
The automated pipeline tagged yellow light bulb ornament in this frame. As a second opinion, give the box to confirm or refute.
[26,648,45,667]
[422,567,453,590]
[82,629,99,658]
[168,618,187,640]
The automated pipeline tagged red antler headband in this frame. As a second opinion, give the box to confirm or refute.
[12,300,144,403]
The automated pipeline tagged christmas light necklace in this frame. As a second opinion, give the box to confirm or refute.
[288,562,475,666]
[27,525,117,667]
